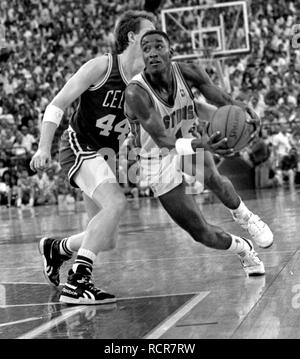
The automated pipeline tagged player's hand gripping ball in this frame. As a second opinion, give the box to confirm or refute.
[207,105,257,152]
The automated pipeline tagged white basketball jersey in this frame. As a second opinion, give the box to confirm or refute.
[128,62,197,157]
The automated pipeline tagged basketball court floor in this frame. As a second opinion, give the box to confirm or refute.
[0,185,300,339]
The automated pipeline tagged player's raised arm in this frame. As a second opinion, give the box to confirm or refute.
[177,62,235,107]
[30,56,109,171]
[177,61,260,135]
[124,83,233,156]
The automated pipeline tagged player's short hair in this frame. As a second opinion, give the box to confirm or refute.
[114,10,156,54]
[140,30,170,46]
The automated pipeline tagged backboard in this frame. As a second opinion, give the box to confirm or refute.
[161,1,250,61]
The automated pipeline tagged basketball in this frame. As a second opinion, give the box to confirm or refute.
[207,105,255,152]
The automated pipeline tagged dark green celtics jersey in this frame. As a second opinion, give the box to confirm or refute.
[70,53,130,152]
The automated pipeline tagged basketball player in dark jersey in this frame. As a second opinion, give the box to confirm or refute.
[125,30,266,276]
[30,10,156,305]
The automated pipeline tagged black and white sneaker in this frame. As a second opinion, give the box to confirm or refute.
[59,270,116,305]
[39,237,72,287]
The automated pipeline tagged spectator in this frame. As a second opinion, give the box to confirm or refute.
[290,126,300,164]
[55,173,77,208]
[28,142,38,160]
[16,167,34,207]
[249,128,279,189]
[10,174,19,207]
[0,170,11,206]
[271,123,292,167]
[19,125,36,152]
[32,168,49,205]
[50,151,61,174]
[44,167,58,204]
[27,118,40,139]
[277,147,298,186]
[1,125,16,150]
[0,158,8,178]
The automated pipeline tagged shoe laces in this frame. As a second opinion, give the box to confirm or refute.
[247,214,265,235]
[233,211,251,226]
[242,249,261,265]
[80,275,104,294]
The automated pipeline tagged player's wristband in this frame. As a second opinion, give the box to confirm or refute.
[175,138,195,155]
[43,104,64,127]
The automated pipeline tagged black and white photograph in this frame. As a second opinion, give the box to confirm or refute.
[0,0,300,345]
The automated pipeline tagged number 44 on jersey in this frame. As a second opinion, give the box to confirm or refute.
[96,114,130,143]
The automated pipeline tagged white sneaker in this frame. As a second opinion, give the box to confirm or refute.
[238,238,265,276]
[234,212,273,248]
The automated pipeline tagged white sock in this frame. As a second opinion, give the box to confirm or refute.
[231,199,251,221]
[227,234,252,254]
[72,248,97,274]
[77,248,97,262]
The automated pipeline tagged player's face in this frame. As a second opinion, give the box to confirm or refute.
[141,34,171,74]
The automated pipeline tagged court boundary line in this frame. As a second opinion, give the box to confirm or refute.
[143,291,210,339]
[0,302,59,308]
[114,291,201,301]
[9,292,203,339]
[0,291,200,309]
[17,305,88,339]
[230,248,300,338]
[0,281,50,285]
[0,316,46,328]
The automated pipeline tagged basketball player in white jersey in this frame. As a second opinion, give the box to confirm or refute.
[125,30,265,276]
[30,10,156,305]
[194,101,273,249]
[137,29,274,250]
[168,54,273,250]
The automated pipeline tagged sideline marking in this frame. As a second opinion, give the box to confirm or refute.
[17,306,88,339]
[0,317,44,328]
[0,291,199,308]
[144,291,210,339]
[14,292,202,339]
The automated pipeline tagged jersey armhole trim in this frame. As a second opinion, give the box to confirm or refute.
[141,71,177,108]
[173,62,195,101]
[88,53,113,91]
[118,54,130,85]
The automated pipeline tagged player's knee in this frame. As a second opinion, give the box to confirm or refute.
[196,225,219,247]
[109,192,127,214]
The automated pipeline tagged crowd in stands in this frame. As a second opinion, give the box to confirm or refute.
[245,123,300,189]
[0,0,300,206]
[229,0,300,188]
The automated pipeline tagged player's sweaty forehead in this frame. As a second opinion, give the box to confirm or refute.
[141,34,166,48]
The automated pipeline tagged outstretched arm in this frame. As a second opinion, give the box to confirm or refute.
[178,63,234,107]
[177,62,260,134]
[30,56,109,171]
[124,83,232,156]
[177,62,237,107]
